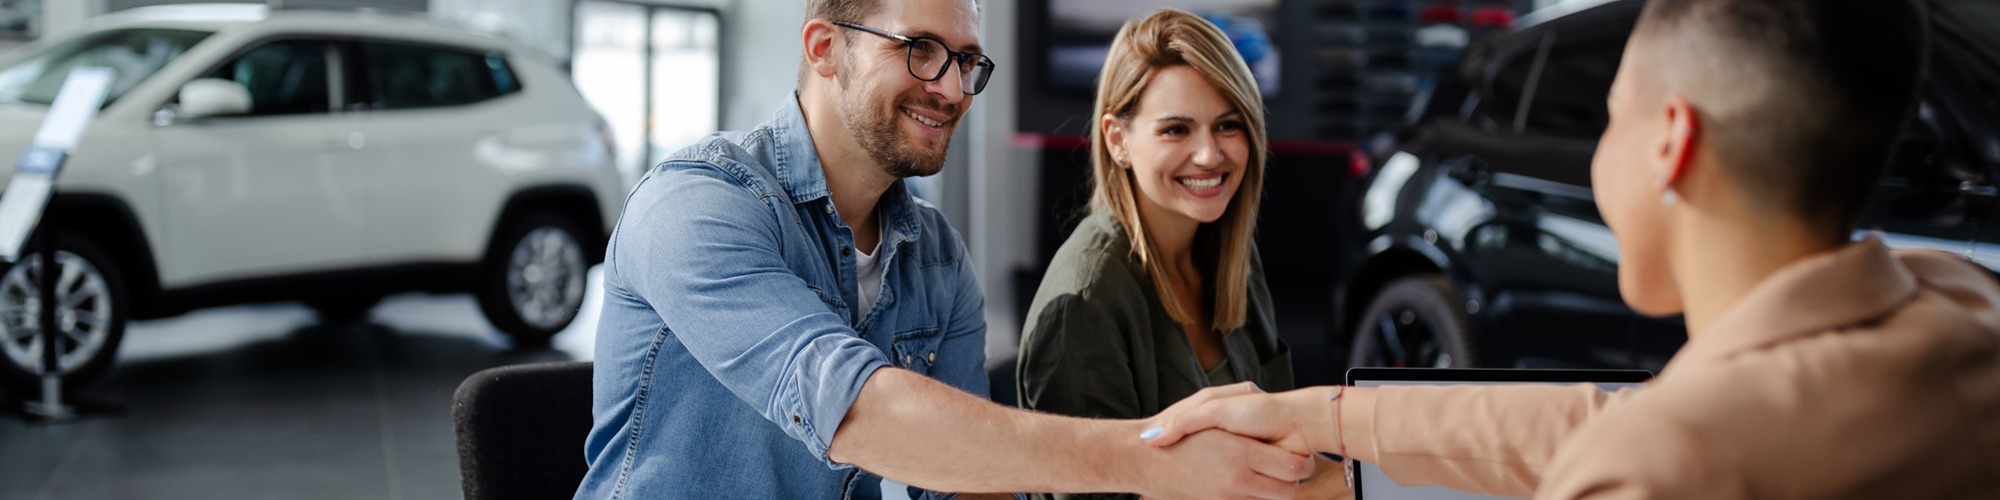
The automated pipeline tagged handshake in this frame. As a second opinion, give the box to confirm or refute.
[1123,382,1363,500]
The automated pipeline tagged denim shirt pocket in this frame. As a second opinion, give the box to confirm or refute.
[890,327,942,375]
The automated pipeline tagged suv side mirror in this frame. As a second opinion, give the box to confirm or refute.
[177,78,250,119]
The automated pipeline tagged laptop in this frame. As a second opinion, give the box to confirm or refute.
[1344,368,1654,500]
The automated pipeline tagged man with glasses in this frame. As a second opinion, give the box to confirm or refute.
[575,0,1313,498]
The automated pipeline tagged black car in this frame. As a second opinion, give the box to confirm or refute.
[1332,0,2000,372]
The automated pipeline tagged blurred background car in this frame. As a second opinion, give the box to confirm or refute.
[0,5,624,395]
[1332,0,2000,372]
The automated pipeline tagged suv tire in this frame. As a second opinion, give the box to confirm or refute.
[477,212,588,347]
[0,234,128,398]
[1349,275,1478,368]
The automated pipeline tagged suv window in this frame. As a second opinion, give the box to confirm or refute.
[0,28,212,106]
[357,42,519,110]
[1521,17,1633,139]
[1481,40,1536,130]
[1933,0,1999,113]
[203,40,332,116]
[1479,15,1635,140]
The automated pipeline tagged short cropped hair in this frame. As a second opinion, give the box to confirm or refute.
[1633,0,1928,237]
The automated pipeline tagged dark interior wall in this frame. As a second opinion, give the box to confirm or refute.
[1014,0,1360,282]
[1014,0,1330,141]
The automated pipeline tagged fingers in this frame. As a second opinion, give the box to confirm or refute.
[1143,383,1261,446]
[1242,437,1316,483]
[1228,434,1311,499]
[1142,397,1228,447]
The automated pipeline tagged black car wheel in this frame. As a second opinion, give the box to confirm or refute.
[0,235,127,397]
[1350,275,1478,368]
[477,212,588,347]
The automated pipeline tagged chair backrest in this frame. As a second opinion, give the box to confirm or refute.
[453,360,595,500]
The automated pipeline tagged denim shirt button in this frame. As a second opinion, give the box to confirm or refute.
[927,352,936,363]
[792,413,801,425]
[902,355,912,366]
[824,203,833,214]
[841,246,852,256]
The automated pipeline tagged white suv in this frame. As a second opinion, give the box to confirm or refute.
[0,5,625,394]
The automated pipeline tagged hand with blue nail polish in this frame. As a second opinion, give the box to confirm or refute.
[1143,384,1341,458]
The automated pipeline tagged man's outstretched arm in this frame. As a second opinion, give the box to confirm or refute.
[829,367,1315,499]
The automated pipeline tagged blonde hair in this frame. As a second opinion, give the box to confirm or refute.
[1089,8,1267,332]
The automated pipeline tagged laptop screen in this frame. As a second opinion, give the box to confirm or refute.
[1344,368,1652,500]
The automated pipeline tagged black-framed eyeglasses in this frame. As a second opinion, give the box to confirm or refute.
[833,21,995,95]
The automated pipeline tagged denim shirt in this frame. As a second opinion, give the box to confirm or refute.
[575,94,989,500]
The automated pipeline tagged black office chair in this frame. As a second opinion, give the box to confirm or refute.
[453,360,595,500]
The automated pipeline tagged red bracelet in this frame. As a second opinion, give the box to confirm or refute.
[1330,385,1353,489]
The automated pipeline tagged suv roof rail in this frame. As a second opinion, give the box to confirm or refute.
[266,0,424,15]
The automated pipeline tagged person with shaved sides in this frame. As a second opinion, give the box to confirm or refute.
[1138,0,2000,498]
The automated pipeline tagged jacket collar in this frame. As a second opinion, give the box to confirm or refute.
[1665,236,1917,370]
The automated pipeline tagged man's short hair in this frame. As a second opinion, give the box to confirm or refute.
[807,0,882,27]
[1634,0,1928,237]
[794,0,983,88]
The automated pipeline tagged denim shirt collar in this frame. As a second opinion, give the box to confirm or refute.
[768,92,923,244]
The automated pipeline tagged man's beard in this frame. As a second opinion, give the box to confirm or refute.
[843,91,957,178]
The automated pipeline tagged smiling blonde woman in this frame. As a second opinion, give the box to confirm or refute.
[1013,9,1316,498]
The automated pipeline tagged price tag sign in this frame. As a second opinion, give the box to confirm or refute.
[0,67,114,262]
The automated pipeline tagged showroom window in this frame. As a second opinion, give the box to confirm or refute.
[357,41,519,111]
[205,40,332,116]
[572,1,721,177]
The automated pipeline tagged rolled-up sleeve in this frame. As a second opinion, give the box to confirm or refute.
[1363,384,1637,496]
[615,161,887,468]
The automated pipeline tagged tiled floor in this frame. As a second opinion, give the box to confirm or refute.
[0,278,600,500]
[0,268,1339,500]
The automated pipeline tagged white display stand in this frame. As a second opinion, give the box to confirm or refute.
[0,67,114,420]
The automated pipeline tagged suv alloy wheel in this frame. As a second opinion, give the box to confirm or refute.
[0,235,127,397]
[477,212,588,346]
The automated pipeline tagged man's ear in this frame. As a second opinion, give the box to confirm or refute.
[802,19,841,80]
[1101,113,1130,169]
[1657,95,1700,188]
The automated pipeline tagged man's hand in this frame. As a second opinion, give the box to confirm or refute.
[1134,429,1314,500]
[1141,384,1336,457]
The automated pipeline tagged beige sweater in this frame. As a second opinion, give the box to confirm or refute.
[1346,238,2000,499]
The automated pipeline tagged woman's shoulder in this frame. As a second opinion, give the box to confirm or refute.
[1039,211,1149,297]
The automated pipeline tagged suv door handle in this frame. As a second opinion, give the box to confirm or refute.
[1446,156,1491,186]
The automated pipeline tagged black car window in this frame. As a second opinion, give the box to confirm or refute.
[1520,16,1634,140]
[203,40,331,116]
[1480,39,1537,130]
[1932,0,1999,113]
[357,42,517,110]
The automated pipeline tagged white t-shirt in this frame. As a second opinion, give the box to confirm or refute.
[854,220,885,315]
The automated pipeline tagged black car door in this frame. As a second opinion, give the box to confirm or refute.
[1440,8,1661,369]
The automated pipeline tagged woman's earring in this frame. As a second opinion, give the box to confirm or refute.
[1655,171,1677,207]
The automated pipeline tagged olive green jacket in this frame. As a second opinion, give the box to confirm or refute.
[1016,211,1294,500]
